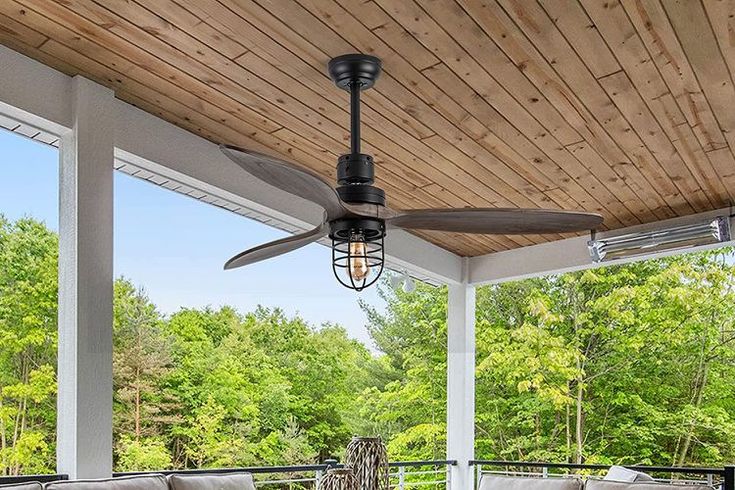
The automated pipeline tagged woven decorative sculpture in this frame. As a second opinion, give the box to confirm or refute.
[344,436,389,490]
[320,468,360,490]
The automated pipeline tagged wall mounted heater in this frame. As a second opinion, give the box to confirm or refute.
[588,216,732,263]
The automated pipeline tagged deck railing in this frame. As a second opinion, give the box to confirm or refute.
[8,460,731,490]
[118,460,457,489]
[471,460,735,490]
[0,461,455,489]
[387,460,455,489]
[0,474,69,485]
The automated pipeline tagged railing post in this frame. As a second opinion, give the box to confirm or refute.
[542,467,548,479]
[724,466,734,490]
[315,469,323,490]
[398,466,405,490]
[475,464,482,490]
[319,458,338,489]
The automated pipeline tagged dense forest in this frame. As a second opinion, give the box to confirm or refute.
[0,215,734,475]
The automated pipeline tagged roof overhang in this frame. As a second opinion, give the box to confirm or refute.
[1,44,732,289]
[0,44,463,285]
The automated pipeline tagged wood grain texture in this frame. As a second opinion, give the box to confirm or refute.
[2,0,733,256]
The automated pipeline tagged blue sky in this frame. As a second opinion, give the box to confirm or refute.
[0,129,384,347]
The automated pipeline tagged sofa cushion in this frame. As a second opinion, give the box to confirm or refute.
[45,475,168,490]
[604,466,655,482]
[480,474,583,490]
[167,473,255,490]
[0,483,43,490]
[586,479,713,490]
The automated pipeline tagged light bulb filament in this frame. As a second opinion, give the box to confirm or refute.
[348,237,370,281]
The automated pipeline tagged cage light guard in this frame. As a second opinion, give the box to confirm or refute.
[330,218,385,291]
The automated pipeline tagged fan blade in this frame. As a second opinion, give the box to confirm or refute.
[220,144,345,219]
[388,208,603,234]
[224,221,328,270]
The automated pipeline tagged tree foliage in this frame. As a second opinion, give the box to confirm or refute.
[0,217,57,475]
[0,215,734,474]
[473,251,735,465]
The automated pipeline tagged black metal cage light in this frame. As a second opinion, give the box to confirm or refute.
[330,218,385,291]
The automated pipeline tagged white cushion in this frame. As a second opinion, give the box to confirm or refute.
[45,475,168,490]
[604,466,655,482]
[587,479,713,490]
[480,474,583,490]
[0,483,43,490]
[167,473,255,490]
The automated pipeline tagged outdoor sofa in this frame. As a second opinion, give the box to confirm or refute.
[0,472,255,490]
[480,466,714,490]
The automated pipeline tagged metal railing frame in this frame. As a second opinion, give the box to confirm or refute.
[386,461,455,489]
[0,460,456,489]
[117,460,456,489]
[0,474,69,485]
[471,460,735,490]
[2,461,730,490]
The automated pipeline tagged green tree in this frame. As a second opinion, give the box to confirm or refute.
[116,435,171,472]
[164,306,259,468]
[113,278,176,470]
[163,306,374,467]
[2,214,734,475]
[0,216,58,475]
[358,282,448,461]
[473,249,735,466]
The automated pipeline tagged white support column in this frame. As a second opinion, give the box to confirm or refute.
[447,259,476,490]
[57,76,115,479]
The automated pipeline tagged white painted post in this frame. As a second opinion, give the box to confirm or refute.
[57,76,115,479]
[315,469,323,489]
[447,259,476,490]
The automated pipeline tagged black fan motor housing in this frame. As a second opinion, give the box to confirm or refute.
[336,154,385,205]
[336,184,386,206]
[337,153,373,184]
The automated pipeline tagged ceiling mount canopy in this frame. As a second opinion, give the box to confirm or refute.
[221,54,604,290]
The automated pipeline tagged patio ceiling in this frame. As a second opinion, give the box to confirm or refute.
[1,0,733,257]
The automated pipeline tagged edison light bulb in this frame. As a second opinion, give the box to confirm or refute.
[348,239,370,281]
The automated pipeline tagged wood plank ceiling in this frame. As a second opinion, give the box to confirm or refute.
[1,0,733,257]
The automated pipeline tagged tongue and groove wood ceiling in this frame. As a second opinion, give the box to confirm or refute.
[1,0,734,257]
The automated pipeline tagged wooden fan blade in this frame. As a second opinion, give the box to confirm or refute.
[221,144,345,219]
[387,208,603,234]
[224,221,328,270]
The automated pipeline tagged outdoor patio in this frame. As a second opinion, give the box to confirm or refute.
[0,1,734,489]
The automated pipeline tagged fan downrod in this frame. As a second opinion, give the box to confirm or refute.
[328,54,386,207]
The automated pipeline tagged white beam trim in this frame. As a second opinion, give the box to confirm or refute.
[0,45,71,135]
[57,76,115,479]
[447,259,475,489]
[113,100,324,233]
[469,208,734,285]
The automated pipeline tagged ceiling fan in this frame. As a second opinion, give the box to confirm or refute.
[221,54,603,291]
